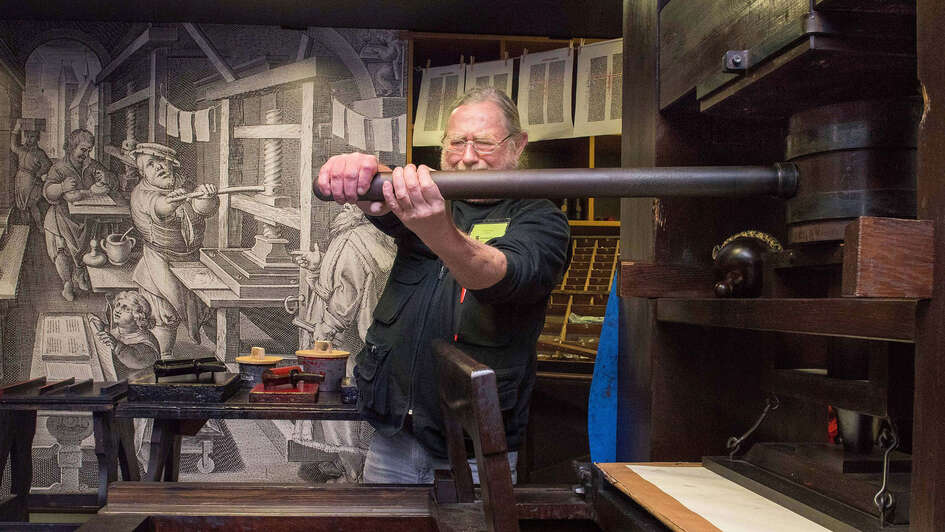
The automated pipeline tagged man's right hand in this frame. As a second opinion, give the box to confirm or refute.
[316,153,390,216]
[61,176,79,192]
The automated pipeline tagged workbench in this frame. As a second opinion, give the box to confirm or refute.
[0,379,138,522]
[115,386,358,481]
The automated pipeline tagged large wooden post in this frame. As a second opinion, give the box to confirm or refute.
[912,1,945,529]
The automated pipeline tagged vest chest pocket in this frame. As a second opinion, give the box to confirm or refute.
[373,262,426,325]
[356,343,392,415]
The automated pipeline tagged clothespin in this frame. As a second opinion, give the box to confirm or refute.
[580,38,586,47]
[522,48,528,58]
[460,54,464,65]
[470,56,475,66]
[569,39,574,50]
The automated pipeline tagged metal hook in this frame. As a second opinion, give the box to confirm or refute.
[727,395,779,460]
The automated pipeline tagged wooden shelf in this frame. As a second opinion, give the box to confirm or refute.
[763,369,887,416]
[568,220,620,227]
[656,298,918,342]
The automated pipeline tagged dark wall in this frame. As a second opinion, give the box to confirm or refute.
[1,1,622,40]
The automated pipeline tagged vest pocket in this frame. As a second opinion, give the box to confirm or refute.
[356,342,392,415]
[373,262,425,325]
[494,365,525,411]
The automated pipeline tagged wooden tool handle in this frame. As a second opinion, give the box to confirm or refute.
[261,368,325,388]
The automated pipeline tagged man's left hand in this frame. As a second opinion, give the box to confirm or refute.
[383,164,453,242]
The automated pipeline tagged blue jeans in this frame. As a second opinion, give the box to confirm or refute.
[363,429,518,484]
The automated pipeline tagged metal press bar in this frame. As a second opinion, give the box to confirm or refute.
[312,163,798,202]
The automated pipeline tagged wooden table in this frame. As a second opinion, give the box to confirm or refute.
[115,387,358,482]
[87,254,140,296]
[68,194,132,237]
[67,194,131,220]
[0,380,139,521]
[0,225,29,380]
[170,261,286,362]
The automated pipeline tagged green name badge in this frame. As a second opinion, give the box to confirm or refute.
[469,220,510,243]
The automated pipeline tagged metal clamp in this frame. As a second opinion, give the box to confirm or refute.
[722,12,837,73]
[283,293,305,314]
[873,424,899,527]
[727,395,779,460]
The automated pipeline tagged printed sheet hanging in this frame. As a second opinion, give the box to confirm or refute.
[412,64,466,146]
[574,38,623,137]
[464,59,513,96]
[517,47,574,141]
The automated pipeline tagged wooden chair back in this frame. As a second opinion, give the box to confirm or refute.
[433,339,519,532]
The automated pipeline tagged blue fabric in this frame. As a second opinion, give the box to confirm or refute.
[588,275,620,462]
[363,429,518,484]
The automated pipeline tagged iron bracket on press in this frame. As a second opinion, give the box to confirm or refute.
[722,12,838,73]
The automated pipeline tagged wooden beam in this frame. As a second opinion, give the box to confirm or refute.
[182,23,236,83]
[218,99,231,247]
[230,195,300,230]
[763,369,888,417]
[0,56,24,90]
[913,0,945,527]
[620,262,715,298]
[406,37,414,164]
[297,33,312,61]
[299,81,314,252]
[205,57,318,101]
[105,88,149,115]
[96,26,178,84]
[656,298,918,343]
[233,124,302,139]
[148,48,167,143]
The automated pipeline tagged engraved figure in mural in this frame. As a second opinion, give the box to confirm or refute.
[293,204,397,481]
[43,128,115,302]
[10,119,52,229]
[358,29,404,97]
[129,142,218,356]
[87,291,161,381]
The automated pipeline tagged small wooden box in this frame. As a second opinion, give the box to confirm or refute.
[842,216,934,298]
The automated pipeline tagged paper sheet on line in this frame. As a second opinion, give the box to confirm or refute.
[574,38,623,137]
[346,108,366,149]
[627,465,830,532]
[372,117,394,152]
[158,96,168,127]
[413,64,465,146]
[166,102,180,137]
[179,110,194,143]
[517,47,574,141]
[195,108,211,142]
[332,98,346,139]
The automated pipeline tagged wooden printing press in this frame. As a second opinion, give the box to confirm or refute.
[70,1,945,530]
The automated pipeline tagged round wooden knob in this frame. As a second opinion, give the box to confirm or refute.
[251,346,266,360]
[313,340,331,352]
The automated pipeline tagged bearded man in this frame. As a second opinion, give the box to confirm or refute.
[316,88,570,483]
[129,142,217,355]
[43,129,114,301]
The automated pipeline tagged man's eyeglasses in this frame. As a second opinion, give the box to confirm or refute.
[443,134,513,155]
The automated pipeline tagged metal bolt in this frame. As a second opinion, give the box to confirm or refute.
[732,55,743,66]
